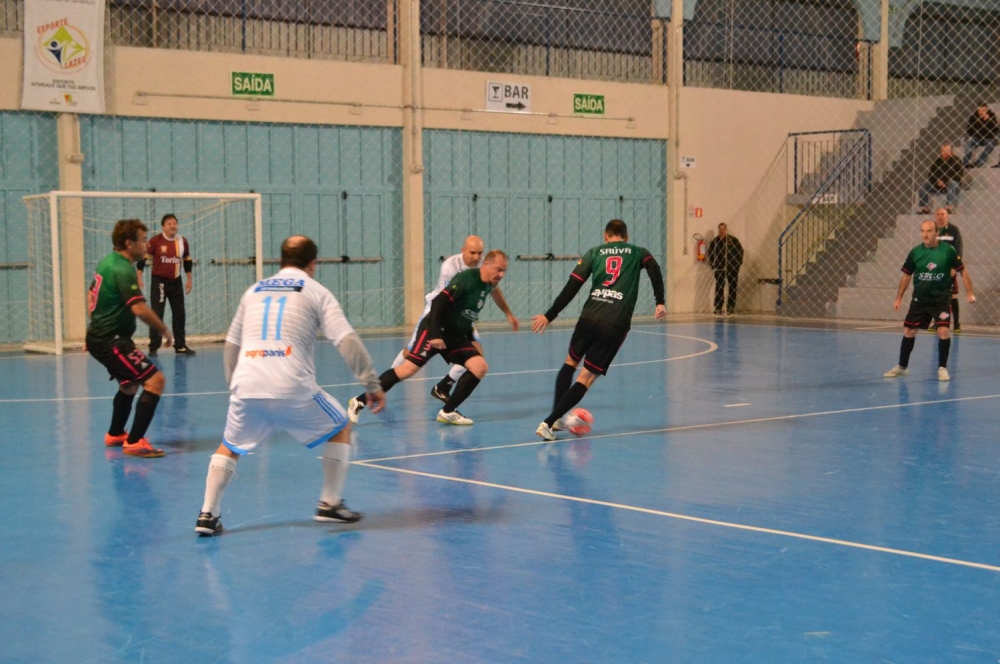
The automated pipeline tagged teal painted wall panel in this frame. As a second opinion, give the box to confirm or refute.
[424,130,667,324]
[79,117,403,330]
[0,112,59,344]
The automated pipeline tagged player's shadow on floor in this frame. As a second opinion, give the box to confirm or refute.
[209,504,509,537]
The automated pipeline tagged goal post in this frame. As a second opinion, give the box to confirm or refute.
[22,191,263,355]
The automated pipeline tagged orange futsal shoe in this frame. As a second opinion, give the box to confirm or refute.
[104,432,129,447]
[122,438,165,458]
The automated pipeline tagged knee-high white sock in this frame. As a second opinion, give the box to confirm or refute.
[390,349,406,369]
[201,454,238,516]
[447,363,467,382]
[320,441,351,506]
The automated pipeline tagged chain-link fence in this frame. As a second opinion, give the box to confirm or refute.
[423,129,667,329]
[421,0,668,84]
[684,0,870,100]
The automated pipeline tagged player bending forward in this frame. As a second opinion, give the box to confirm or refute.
[531,219,665,440]
[348,250,511,426]
[195,236,385,536]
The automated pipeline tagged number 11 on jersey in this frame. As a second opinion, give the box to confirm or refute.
[261,295,287,340]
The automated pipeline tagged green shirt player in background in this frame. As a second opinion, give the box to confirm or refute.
[87,219,174,457]
[347,250,512,426]
[884,219,975,382]
[531,219,666,440]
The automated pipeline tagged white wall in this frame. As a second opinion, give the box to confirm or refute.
[2,37,879,313]
[668,87,873,313]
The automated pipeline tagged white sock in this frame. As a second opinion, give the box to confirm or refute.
[320,442,351,506]
[390,349,405,369]
[201,453,238,516]
[447,363,467,382]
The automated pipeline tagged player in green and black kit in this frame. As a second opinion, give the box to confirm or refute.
[884,220,975,382]
[531,219,666,440]
[347,250,511,426]
[87,219,174,457]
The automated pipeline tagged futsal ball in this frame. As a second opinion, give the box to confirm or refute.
[563,408,594,436]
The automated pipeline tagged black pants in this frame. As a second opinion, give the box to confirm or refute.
[150,276,186,351]
[713,269,739,313]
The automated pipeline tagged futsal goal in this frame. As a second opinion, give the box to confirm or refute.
[23,191,263,355]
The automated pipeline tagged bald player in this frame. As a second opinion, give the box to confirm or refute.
[391,235,519,402]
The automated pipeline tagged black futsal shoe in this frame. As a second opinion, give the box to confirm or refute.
[314,501,364,523]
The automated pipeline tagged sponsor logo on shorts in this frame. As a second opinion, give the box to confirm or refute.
[245,346,293,358]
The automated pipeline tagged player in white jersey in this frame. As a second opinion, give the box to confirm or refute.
[195,236,386,536]
[392,235,519,403]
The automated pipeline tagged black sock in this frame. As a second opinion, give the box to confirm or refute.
[443,373,481,412]
[109,390,135,436]
[939,337,951,367]
[899,336,916,368]
[127,391,161,444]
[951,299,960,328]
[546,382,589,427]
[357,369,403,404]
[554,363,576,411]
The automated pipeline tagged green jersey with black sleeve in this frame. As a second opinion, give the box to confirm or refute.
[902,242,963,305]
[545,240,665,330]
[87,252,146,341]
[429,267,495,336]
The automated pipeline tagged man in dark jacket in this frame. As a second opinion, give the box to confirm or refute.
[917,144,963,214]
[708,223,744,315]
[963,103,998,168]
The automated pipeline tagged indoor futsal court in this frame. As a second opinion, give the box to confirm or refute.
[2,317,999,662]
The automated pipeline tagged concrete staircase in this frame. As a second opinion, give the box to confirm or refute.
[779,91,980,318]
[836,167,1000,324]
[787,96,952,206]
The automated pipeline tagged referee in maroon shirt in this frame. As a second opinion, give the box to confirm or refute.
[137,213,195,355]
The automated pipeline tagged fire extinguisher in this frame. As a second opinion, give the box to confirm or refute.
[693,233,706,262]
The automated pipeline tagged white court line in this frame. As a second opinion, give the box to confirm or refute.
[354,461,1000,574]
[724,402,751,408]
[359,392,1000,463]
[853,324,900,331]
[0,333,718,404]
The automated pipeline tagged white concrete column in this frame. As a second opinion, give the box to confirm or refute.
[56,113,87,343]
[400,0,426,326]
[871,0,889,101]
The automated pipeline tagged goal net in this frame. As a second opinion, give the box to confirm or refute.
[23,191,263,355]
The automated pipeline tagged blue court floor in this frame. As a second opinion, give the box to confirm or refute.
[2,318,999,663]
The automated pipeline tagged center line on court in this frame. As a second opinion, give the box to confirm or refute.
[354,461,1000,574]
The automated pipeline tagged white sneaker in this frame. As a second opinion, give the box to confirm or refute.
[437,409,473,425]
[938,366,950,382]
[536,421,556,441]
[347,397,365,424]
[883,365,909,377]
[551,418,565,431]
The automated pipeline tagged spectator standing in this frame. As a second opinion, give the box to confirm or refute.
[707,223,744,316]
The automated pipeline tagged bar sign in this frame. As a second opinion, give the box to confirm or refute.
[232,72,275,97]
[573,93,605,115]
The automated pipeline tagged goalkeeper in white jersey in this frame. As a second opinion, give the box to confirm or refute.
[195,236,386,536]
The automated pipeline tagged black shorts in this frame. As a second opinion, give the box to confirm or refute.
[86,335,159,386]
[403,319,481,368]
[568,318,628,376]
[903,299,951,330]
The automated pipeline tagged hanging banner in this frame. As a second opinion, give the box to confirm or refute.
[21,0,106,113]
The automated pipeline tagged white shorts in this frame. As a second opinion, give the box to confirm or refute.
[222,391,349,454]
